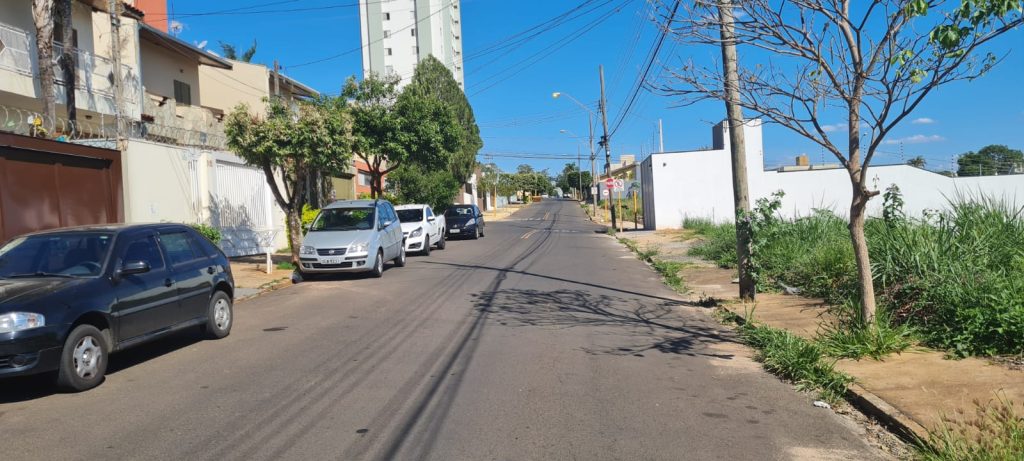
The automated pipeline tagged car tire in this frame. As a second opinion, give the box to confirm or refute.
[437,233,446,250]
[56,324,109,392]
[422,238,431,256]
[480,226,485,238]
[471,227,479,240]
[203,291,233,339]
[371,250,384,278]
[292,270,304,284]
[394,243,407,267]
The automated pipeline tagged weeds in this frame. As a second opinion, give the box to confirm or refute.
[686,195,1024,358]
[817,310,917,360]
[651,260,687,292]
[916,395,1024,461]
[276,261,295,270]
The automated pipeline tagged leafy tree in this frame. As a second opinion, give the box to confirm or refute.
[406,55,482,182]
[516,164,534,174]
[906,156,927,168]
[663,0,1024,323]
[224,97,353,264]
[386,163,461,213]
[957,144,1024,176]
[219,40,258,62]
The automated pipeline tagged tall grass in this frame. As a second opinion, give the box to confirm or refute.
[738,321,854,404]
[686,196,1024,357]
[916,395,1024,461]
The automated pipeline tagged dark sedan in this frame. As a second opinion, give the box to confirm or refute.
[0,224,234,391]
[444,205,485,239]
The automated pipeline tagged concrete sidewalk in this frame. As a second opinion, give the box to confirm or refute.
[623,230,1024,440]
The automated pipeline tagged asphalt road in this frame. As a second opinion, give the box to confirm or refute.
[0,199,885,460]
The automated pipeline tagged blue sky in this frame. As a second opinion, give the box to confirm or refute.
[164,0,1023,175]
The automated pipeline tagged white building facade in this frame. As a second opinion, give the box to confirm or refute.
[359,0,465,88]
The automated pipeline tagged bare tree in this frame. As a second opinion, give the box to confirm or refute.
[55,0,76,132]
[658,0,1023,323]
[32,0,56,133]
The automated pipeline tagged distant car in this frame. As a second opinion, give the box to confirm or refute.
[563,194,572,199]
[296,199,405,280]
[395,204,446,255]
[0,224,235,391]
[445,205,485,239]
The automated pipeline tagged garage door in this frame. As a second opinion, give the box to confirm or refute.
[212,160,276,257]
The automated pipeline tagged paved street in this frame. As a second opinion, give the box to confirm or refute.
[0,200,884,460]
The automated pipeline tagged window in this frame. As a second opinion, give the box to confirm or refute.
[159,232,200,266]
[383,12,390,20]
[173,80,191,106]
[464,182,473,195]
[310,208,375,231]
[411,28,416,36]
[386,48,393,56]
[426,207,434,218]
[358,170,372,186]
[122,236,165,271]
[383,30,390,38]
[0,232,113,277]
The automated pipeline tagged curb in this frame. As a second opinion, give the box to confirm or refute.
[720,304,929,446]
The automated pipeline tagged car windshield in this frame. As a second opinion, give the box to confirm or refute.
[0,232,114,278]
[310,207,376,231]
[445,207,474,217]
[396,209,423,223]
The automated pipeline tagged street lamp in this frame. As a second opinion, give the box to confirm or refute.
[553,91,599,219]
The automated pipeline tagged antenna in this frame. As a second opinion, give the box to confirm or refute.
[196,40,208,49]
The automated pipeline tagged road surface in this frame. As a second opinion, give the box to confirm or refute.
[0,199,884,460]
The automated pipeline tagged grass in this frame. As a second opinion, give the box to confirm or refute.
[916,395,1024,461]
[618,238,686,293]
[685,197,1024,358]
[276,261,295,270]
[720,311,854,405]
[817,310,918,360]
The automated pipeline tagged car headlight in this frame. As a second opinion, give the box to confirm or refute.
[349,242,369,253]
[466,218,476,226]
[0,312,45,334]
[410,227,423,238]
[300,245,316,255]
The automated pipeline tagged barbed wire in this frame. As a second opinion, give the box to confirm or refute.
[0,104,118,140]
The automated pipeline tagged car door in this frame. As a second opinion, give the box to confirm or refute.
[158,229,214,323]
[384,203,402,257]
[425,206,438,244]
[475,205,485,231]
[113,232,179,341]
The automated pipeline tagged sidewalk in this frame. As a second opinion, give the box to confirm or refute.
[230,253,293,300]
[621,230,1024,441]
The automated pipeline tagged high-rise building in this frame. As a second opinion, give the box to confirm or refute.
[358,0,464,88]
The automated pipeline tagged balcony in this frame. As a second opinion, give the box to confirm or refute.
[0,21,140,120]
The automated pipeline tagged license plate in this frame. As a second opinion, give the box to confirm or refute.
[321,257,343,265]
[449,228,460,233]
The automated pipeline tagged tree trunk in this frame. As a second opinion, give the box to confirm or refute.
[849,187,877,324]
[718,0,755,301]
[56,0,75,132]
[32,0,57,134]
[286,208,303,265]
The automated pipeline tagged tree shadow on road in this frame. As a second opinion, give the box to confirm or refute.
[473,287,740,361]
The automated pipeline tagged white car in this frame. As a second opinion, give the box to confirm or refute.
[395,204,446,255]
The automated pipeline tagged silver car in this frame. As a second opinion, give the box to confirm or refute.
[295,200,406,280]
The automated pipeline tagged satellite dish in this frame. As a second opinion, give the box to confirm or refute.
[196,40,208,49]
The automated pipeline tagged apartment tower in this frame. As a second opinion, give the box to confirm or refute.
[358,0,464,88]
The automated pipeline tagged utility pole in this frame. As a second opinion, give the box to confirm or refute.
[588,112,598,219]
[577,144,582,200]
[718,0,754,301]
[273,59,281,99]
[658,118,664,153]
[598,65,616,229]
[108,0,125,143]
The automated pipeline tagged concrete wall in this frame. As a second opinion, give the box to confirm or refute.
[198,60,268,115]
[140,39,200,106]
[643,120,1024,229]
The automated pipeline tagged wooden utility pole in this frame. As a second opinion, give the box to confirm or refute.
[598,65,616,229]
[588,112,598,219]
[718,0,754,300]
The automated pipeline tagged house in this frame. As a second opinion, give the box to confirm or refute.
[640,119,1024,230]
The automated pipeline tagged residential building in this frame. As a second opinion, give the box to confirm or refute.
[358,0,464,88]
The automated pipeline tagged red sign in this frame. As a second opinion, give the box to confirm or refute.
[604,178,615,186]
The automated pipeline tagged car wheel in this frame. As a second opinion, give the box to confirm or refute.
[291,270,304,284]
[437,233,446,250]
[56,324,109,392]
[471,227,479,240]
[203,291,233,339]
[395,243,407,267]
[371,250,384,278]
[422,238,431,256]
[480,226,485,238]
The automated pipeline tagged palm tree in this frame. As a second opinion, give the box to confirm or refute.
[219,40,257,62]
[906,156,926,169]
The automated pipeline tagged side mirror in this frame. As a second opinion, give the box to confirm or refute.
[381,220,393,229]
[427,216,436,223]
[118,260,150,278]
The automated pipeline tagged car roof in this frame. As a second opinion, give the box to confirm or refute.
[323,199,381,209]
[394,204,427,210]
[21,223,190,237]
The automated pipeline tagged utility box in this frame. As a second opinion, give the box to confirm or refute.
[795,154,810,166]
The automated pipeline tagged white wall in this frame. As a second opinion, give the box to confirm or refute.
[645,120,1024,228]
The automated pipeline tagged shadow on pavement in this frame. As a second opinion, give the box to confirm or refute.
[473,287,739,360]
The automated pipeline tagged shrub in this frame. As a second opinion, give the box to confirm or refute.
[190,223,221,244]
[301,204,320,233]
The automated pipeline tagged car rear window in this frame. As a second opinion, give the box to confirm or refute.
[445,207,473,217]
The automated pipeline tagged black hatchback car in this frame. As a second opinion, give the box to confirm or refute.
[445,205,485,239]
[0,224,234,391]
